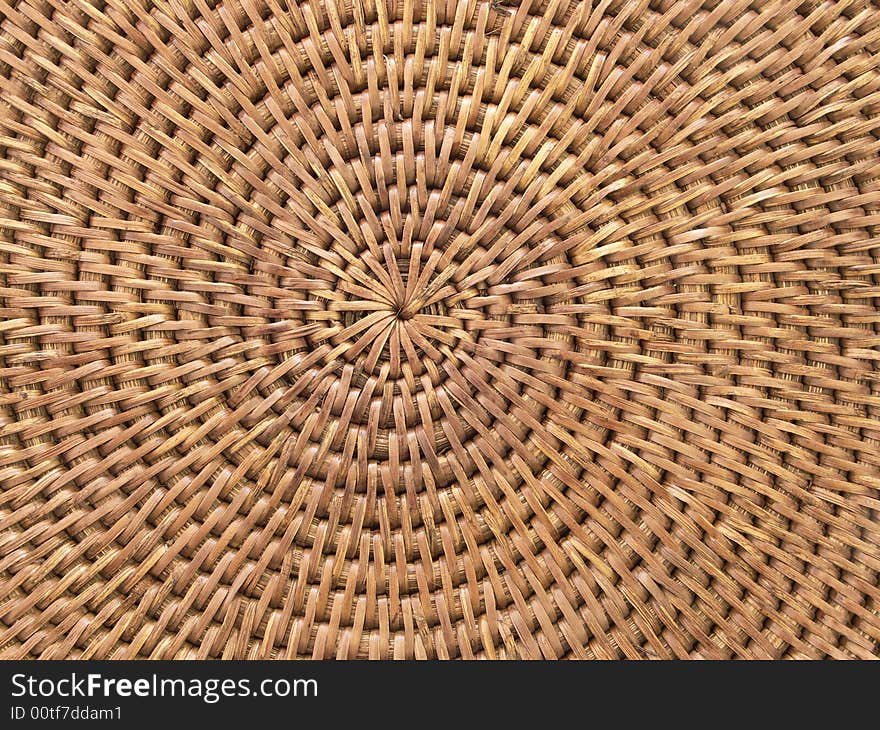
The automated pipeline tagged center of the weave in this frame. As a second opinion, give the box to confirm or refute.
[394,303,415,321]
[329,249,457,376]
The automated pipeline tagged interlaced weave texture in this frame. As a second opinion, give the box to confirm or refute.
[1,0,879,660]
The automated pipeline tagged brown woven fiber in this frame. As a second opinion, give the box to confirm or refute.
[1,0,879,661]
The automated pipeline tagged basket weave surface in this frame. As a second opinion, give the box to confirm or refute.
[1,0,879,660]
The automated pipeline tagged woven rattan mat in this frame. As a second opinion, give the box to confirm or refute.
[1,0,879,660]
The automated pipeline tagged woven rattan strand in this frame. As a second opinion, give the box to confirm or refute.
[1,0,879,659]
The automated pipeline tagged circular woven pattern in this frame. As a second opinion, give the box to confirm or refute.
[1,0,880,660]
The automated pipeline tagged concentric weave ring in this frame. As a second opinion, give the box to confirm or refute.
[0,0,879,659]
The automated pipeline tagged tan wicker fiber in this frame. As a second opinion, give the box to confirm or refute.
[0,0,879,661]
